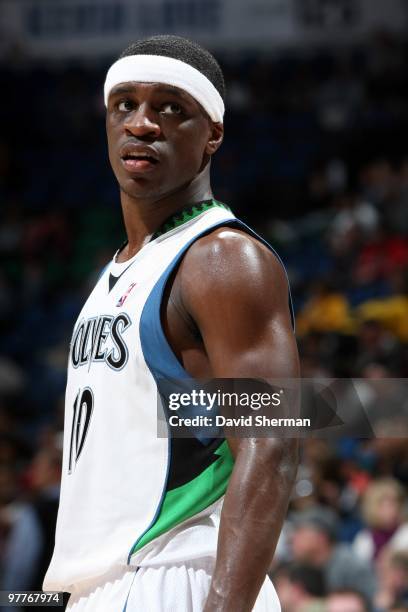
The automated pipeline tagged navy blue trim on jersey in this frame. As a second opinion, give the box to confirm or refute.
[122,567,139,611]
[96,262,110,283]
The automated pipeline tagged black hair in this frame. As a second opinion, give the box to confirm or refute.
[288,564,326,598]
[119,34,225,101]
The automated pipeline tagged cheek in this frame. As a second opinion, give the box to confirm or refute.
[106,130,116,167]
[170,122,208,169]
[106,122,122,163]
[384,503,400,524]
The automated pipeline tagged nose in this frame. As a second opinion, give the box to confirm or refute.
[124,103,161,140]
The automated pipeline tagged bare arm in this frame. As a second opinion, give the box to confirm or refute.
[179,228,300,611]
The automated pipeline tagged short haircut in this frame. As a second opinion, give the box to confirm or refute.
[288,563,326,598]
[119,34,226,101]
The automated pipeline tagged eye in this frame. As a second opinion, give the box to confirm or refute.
[117,99,134,112]
[161,102,183,115]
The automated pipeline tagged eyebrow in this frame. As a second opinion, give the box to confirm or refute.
[156,86,191,102]
[109,84,192,103]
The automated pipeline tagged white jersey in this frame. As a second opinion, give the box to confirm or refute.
[44,199,293,593]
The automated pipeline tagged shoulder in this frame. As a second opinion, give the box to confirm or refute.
[179,226,289,297]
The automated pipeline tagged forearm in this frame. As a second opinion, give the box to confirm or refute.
[204,437,298,612]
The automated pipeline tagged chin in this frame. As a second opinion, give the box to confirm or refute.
[119,180,165,201]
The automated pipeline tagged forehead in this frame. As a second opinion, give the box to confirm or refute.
[109,81,198,105]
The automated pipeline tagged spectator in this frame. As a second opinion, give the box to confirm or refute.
[375,550,408,611]
[1,446,62,603]
[357,271,408,342]
[355,320,401,374]
[273,562,326,612]
[326,588,370,612]
[353,478,407,562]
[328,191,379,255]
[296,281,353,336]
[290,506,376,604]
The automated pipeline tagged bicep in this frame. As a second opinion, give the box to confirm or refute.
[181,231,299,379]
[204,306,298,379]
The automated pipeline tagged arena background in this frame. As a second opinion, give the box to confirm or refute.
[0,1,407,611]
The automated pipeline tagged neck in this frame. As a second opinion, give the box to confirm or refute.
[118,166,213,261]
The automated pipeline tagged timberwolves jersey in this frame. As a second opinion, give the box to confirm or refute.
[43,199,293,592]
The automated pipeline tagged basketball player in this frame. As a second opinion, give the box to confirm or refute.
[43,35,299,611]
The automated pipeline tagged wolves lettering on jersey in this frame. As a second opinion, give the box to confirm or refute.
[70,313,131,371]
[43,199,294,593]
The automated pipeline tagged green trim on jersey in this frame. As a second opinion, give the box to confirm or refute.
[130,440,234,554]
[152,199,231,240]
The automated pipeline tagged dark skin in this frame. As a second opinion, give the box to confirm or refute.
[106,80,299,611]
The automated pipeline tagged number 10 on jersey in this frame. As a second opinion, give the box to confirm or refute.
[68,388,94,473]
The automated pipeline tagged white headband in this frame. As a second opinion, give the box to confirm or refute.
[104,54,224,123]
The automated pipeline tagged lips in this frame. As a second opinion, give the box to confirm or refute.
[120,143,160,174]
[122,158,157,173]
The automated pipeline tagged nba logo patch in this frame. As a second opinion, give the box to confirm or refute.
[117,282,137,307]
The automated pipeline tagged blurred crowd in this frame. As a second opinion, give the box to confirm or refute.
[0,30,407,611]
[272,444,408,611]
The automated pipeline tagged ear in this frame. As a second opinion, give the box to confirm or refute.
[205,121,224,156]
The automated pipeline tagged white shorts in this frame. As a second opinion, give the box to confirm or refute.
[66,558,281,612]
